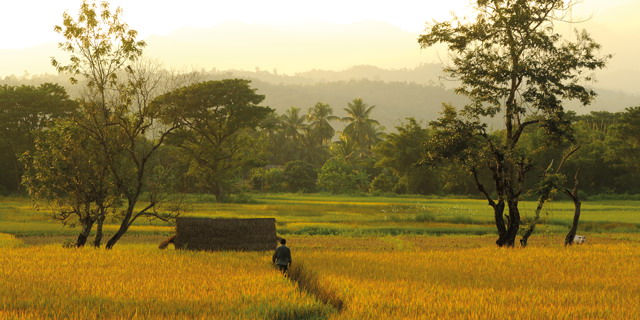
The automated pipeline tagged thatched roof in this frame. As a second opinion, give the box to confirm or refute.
[173,217,277,251]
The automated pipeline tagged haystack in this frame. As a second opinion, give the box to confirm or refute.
[172,217,277,251]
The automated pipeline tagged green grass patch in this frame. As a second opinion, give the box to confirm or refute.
[2,195,640,243]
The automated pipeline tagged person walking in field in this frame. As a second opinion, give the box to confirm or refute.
[272,238,292,273]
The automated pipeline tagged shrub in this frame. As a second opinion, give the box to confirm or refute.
[370,171,399,193]
[250,167,285,192]
[317,158,369,194]
[283,161,317,193]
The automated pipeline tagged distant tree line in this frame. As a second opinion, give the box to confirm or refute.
[4,81,638,199]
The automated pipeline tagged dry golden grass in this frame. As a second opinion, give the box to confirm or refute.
[0,233,22,248]
[0,245,332,319]
[294,241,640,319]
[1,235,639,319]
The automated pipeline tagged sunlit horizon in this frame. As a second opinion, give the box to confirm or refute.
[1,0,638,96]
[1,0,478,50]
[1,0,632,50]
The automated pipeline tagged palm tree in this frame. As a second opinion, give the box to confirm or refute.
[300,127,330,166]
[279,107,307,161]
[307,102,339,145]
[331,135,358,163]
[280,106,307,139]
[341,98,382,153]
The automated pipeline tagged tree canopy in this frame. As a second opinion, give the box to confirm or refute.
[419,0,609,246]
[0,83,77,194]
[152,79,272,201]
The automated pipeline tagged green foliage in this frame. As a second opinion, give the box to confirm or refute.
[262,103,335,167]
[49,0,182,249]
[341,98,383,158]
[375,118,428,170]
[152,79,272,201]
[250,167,286,192]
[20,118,121,247]
[306,102,339,146]
[283,161,317,193]
[370,171,399,194]
[606,106,640,193]
[425,105,486,168]
[317,158,369,194]
[419,0,610,246]
[280,107,307,146]
[0,83,77,194]
[52,0,146,88]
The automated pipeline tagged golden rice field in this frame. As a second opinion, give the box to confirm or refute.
[297,243,640,319]
[2,194,639,319]
[0,244,332,319]
[1,235,639,319]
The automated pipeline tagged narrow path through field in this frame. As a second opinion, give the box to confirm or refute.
[287,262,344,314]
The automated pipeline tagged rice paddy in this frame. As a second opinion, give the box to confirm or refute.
[1,194,639,319]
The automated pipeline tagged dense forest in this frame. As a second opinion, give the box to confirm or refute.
[1,80,639,198]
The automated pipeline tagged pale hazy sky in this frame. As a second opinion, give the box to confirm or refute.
[0,0,633,49]
[1,0,638,95]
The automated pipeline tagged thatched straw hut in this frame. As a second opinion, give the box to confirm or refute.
[169,217,277,251]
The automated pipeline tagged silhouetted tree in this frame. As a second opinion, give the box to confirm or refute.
[419,0,609,246]
[152,79,272,201]
[342,98,382,156]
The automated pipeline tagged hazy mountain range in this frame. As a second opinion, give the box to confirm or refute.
[2,13,638,93]
[1,15,638,129]
[4,64,638,131]
[208,66,639,129]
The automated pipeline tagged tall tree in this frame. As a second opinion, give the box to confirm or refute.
[419,0,609,246]
[52,0,145,100]
[307,102,338,145]
[330,136,358,163]
[21,119,119,247]
[51,0,182,249]
[606,107,640,193]
[341,98,382,156]
[374,118,439,194]
[152,79,272,201]
[299,127,331,166]
[279,106,308,162]
[0,83,77,193]
[565,112,622,194]
[375,118,428,176]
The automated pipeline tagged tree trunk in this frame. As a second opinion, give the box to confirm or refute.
[499,200,520,247]
[520,194,549,247]
[213,179,225,202]
[8,142,22,193]
[93,213,105,247]
[105,205,134,249]
[564,193,581,245]
[564,172,581,246]
[493,200,507,246]
[470,168,507,246]
[521,148,581,247]
[75,219,94,247]
[105,224,129,249]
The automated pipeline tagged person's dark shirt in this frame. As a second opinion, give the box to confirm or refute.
[272,245,292,266]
